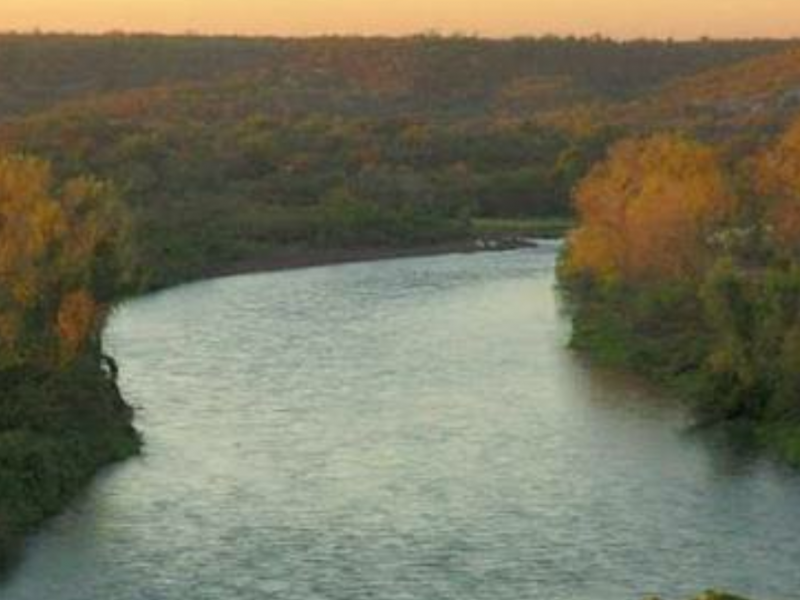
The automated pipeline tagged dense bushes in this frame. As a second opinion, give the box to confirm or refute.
[0,360,139,569]
[561,121,800,462]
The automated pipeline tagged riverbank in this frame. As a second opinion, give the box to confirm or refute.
[647,593,750,600]
[472,216,573,239]
[0,360,140,576]
[559,129,800,470]
[199,237,544,282]
[142,216,573,289]
[567,288,800,467]
[147,226,560,289]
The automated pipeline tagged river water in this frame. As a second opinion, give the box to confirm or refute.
[3,246,800,600]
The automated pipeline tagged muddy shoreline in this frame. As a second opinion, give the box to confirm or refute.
[198,237,542,282]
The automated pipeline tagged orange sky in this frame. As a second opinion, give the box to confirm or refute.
[3,0,798,39]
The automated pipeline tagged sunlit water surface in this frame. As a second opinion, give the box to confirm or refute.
[4,247,800,600]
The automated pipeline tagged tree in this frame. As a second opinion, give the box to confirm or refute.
[564,134,738,285]
[0,155,133,370]
[751,117,800,259]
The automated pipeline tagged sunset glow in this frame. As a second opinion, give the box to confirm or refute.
[3,0,799,39]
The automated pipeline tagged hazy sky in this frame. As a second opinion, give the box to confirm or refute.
[3,0,799,39]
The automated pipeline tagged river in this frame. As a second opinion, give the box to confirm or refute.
[3,246,800,600]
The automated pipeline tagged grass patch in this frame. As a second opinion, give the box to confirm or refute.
[472,216,574,238]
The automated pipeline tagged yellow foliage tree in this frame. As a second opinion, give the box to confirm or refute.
[752,117,800,258]
[564,134,738,285]
[0,155,133,370]
[56,290,98,365]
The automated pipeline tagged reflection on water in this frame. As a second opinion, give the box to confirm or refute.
[3,247,800,600]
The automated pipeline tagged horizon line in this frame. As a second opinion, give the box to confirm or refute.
[0,28,797,44]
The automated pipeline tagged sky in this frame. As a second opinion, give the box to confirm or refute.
[3,0,799,39]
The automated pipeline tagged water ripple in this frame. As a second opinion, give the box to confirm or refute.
[3,249,800,600]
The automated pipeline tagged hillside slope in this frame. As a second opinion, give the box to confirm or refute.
[568,45,800,139]
[0,34,791,120]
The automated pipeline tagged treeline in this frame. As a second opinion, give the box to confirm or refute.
[560,115,800,462]
[0,34,790,120]
[0,156,139,568]
[0,34,282,118]
[0,100,614,286]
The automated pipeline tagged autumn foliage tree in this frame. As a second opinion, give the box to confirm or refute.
[751,116,800,260]
[0,155,133,371]
[564,134,738,285]
[562,122,800,433]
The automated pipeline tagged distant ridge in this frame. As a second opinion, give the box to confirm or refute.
[557,45,800,137]
[0,34,791,121]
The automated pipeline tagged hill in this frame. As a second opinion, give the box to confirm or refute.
[0,34,791,121]
[562,45,800,140]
